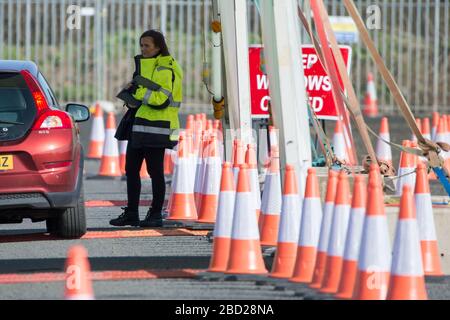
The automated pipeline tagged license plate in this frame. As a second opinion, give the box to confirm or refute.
[0,155,13,171]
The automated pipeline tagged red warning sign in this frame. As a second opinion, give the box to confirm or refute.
[249,44,352,120]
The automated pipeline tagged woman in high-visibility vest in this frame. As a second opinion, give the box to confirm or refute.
[110,30,183,228]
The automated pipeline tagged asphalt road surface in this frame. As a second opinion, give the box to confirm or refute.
[0,114,449,301]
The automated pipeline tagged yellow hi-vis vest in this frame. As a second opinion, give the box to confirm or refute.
[131,54,183,147]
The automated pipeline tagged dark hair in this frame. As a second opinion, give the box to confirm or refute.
[140,30,170,56]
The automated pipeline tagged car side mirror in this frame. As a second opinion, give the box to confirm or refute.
[66,103,90,122]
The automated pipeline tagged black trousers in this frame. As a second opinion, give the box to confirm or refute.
[125,144,166,213]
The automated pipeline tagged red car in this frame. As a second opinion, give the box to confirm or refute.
[0,60,90,238]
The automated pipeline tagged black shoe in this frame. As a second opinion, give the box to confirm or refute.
[109,207,140,227]
[139,208,163,228]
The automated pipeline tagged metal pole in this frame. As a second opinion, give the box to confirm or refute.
[444,0,449,110]
[397,0,404,102]
[68,0,75,103]
[135,0,140,56]
[186,0,193,101]
[259,0,312,192]
[16,0,21,59]
[34,0,41,64]
[194,0,201,102]
[95,0,101,101]
[84,0,92,104]
[151,0,156,26]
[161,0,167,35]
[432,0,440,112]
[60,0,67,102]
[7,0,12,59]
[406,0,413,107]
[43,0,49,74]
[177,0,184,87]
[144,0,149,30]
[0,0,4,59]
[212,0,223,102]
[126,0,132,87]
[219,0,253,144]
[118,0,124,93]
[76,0,82,103]
[424,0,431,111]
[414,1,422,109]
[170,0,176,50]
[389,0,395,109]
[51,0,56,93]
[381,0,388,112]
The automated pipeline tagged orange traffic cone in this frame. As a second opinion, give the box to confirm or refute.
[436,117,450,172]
[64,245,94,300]
[87,103,105,159]
[396,140,416,196]
[140,161,150,179]
[415,162,444,277]
[363,72,378,117]
[270,164,302,278]
[320,170,352,294]
[310,169,339,289]
[186,114,195,132]
[259,146,282,246]
[246,143,261,221]
[119,140,127,176]
[290,168,323,284]
[167,134,198,221]
[164,149,175,176]
[431,112,440,141]
[376,117,393,167]
[387,185,428,300]
[422,118,432,141]
[98,113,121,177]
[166,131,187,215]
[201,113,207,131]
[332,120,351,165]
[335,175,367,299]
[208,162,236,272]
[226,164,268,275]
[197,133,222,223]
[195,114,204,133]
[194,131,206,210]
[353,164,391,300]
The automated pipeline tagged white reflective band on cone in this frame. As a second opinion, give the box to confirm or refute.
[90,117,105,141]
[173,158,194,193]
[391,220,424,276]
[214,191,236,238]
[277,194,302,243]
[415,194,438,241]
[231,192,260,240]
[263,173,282,216]
[327,204,351,257]
[317,202,335,252]
[103,129,119,157]
[298,198,323,247]
[202,157,222,195]
[358,216,391,271]
[396,168,416,196]
[343,208,366,261]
